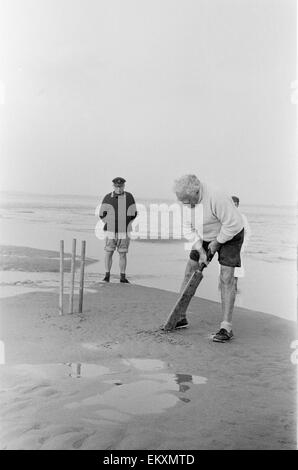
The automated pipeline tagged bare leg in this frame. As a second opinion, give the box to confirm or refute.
[220,265,236,324]
[180,259,199,293]
[105,251,113,273]
[119,252,127,274]
[178,259,199,319]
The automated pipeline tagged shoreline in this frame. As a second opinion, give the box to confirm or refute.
[0,245,97,273]
[0,243,296,322]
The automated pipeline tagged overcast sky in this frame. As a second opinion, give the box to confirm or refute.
[0,0,296,204]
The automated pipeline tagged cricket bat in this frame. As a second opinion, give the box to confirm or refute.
[163,252,213,331]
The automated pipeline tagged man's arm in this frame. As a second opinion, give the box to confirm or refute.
[182,206,203,248]
[127,193,138,221]
[182,207,209,264]
[98,194,109,220]
[241,213,251,250]
[212,193,244,244]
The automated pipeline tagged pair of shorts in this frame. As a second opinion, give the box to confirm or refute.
[104,235,130,253]
[189,229,244,267]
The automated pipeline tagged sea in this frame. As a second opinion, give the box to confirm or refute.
[0,191,297,321]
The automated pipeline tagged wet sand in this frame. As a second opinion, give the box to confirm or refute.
[0,245,96,272]
[0,283,296,450]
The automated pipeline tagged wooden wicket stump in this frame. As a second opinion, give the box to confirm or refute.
[78,240,86,313]
[59,239,86,315]
[68,239,77,314]
[59,240,64,315]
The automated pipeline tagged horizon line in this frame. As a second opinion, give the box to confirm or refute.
[0,189,296,208]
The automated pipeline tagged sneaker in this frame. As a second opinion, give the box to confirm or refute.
[120,278,130,283]
[212,328,233,342]
[174,318,189,329]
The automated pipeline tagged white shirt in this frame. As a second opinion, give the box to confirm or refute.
[183,183,244,246]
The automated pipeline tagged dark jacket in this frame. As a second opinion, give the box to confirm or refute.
[99,191,137,233]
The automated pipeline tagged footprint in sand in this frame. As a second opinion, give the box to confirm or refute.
[40,432,91,450]
[34,387,59,397]
[22,382,51,394]
[81,342,102,351]
[1,401,36,416]
[0,425,34,443]
[82,342,118,351]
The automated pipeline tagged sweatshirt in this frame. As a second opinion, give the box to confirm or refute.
[183,182,244,245]
[99,191,137,234]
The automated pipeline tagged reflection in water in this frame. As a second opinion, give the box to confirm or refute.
[64,359,208,415]
[66,379,180,414]
[7,359,208,418]
[65,363,110,378]
[122,358,165,371]
[76,363,81,378]
[179,397,191,403]
[175,374,192,393]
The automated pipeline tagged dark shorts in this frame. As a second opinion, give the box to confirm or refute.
[189,229,244,267]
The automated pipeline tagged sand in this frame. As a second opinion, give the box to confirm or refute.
[0,282,296,450]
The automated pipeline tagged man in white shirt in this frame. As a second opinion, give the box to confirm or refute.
[173,174,244,343]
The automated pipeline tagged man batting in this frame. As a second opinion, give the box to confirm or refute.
[174,174,244,343]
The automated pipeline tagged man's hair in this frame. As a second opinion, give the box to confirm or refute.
[232,195,240,204]
[173,174,201,199]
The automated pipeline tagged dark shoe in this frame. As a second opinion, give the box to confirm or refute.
[213,328,233,342]
[120,277,130,283]
[102,275,110,282]
[174,318,189,329]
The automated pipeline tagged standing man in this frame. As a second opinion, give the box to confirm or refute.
[99,177,137,283]
[174,175,244,343]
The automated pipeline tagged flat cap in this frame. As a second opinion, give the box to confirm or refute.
[112,177,126,185]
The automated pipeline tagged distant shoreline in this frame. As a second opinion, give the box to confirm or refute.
[0,190,297,209]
